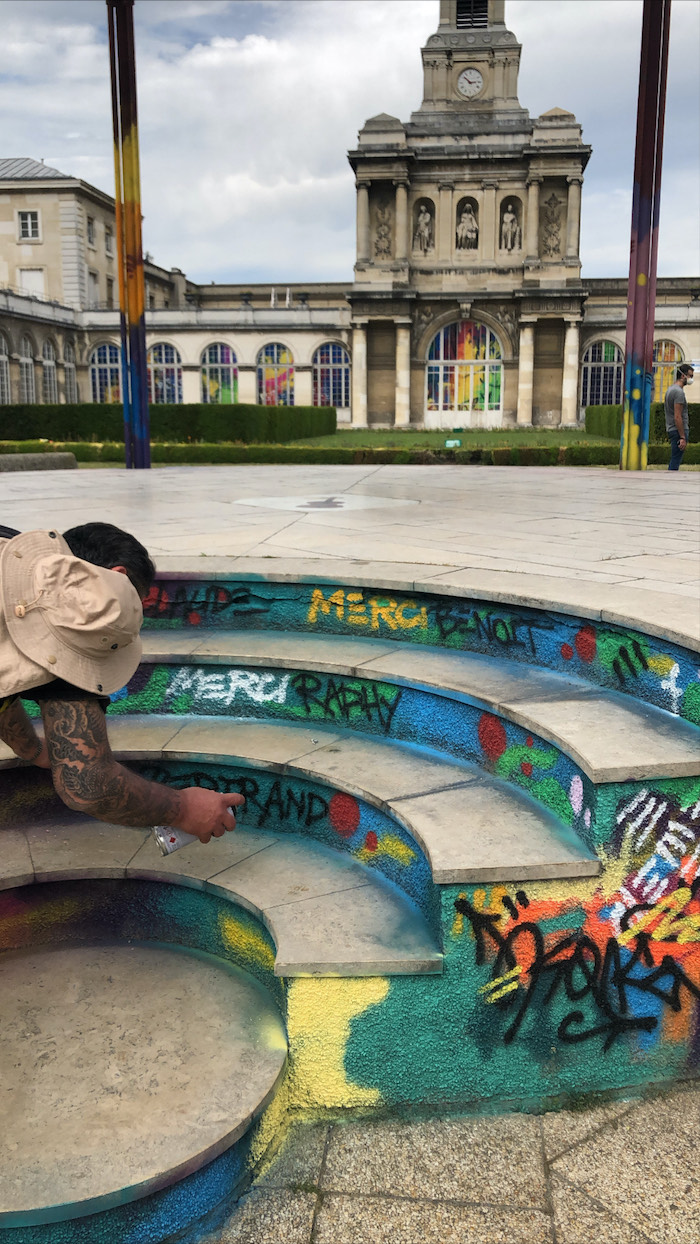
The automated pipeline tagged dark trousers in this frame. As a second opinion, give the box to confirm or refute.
[668,430,686,471]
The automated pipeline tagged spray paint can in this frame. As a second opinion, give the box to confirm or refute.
[152,825,196,855]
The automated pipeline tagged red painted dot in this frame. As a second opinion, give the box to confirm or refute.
[364,831,378,852]
[526,736,534,748]
[329,792,361,839]
[218,589,228,603]
[521,762,533,777]
[478,713,507,760]
[142,585,159,612]
[188,611,201,626]
[574,626,597,664]
[561,643,573,661]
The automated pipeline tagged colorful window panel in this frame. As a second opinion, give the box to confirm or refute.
[257,343,294,406]
[312,343,350,407]
[652,340,683,402]
[90,343,121,403]
[148,343,183,405]
[201,343,238,404]
[426,320,502,414]
[580,340,623,407]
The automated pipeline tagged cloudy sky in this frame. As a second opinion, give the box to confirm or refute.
[1,0,698,284]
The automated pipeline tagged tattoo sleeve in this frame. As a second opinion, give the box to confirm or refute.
[0,698,44,763]
[41,699,183,828]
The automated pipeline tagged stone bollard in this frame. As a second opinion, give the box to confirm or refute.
[0,452,78,472]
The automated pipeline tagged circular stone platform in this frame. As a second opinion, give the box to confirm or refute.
[0,942,287,1226]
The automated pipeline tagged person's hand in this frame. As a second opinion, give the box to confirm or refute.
[173,788,245,844]
[680,437,687,450]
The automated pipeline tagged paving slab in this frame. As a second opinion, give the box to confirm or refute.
[296,734,479,805]
[0,827,34,889]
[540,1101,634,1162]
[313,1194,553,1244]
[388,779,599,883]
[202,1189,317,1244]
[549,1173,653,1244]
[126,825,279,887]
[0,943,287,1224]
[157,717,342,768]
[24,816,150,882]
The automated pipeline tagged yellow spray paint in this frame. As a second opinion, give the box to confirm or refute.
[285,977,389,1108]
[219,912,276,972]
[355,834,416,867]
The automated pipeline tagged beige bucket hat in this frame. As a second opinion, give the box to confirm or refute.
[0,529,143,696]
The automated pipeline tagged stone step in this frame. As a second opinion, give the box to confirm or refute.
[0,810,442,976]
[1,715,599,885]
[138,628,700,783]
[0,941,287,1227]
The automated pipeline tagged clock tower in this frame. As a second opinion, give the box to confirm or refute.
[419,0,524,116]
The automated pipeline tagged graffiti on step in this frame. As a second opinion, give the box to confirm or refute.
[142,582,271,627]
[456,792,700,1052]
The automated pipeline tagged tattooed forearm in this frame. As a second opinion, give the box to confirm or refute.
[42,698,183,827]
[0,698,44,762]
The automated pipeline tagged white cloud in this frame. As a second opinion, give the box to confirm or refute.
[0,0,697,281]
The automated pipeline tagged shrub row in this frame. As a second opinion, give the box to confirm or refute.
[585,403,700,443]
[0,404,336,444]
[2,440,696,466]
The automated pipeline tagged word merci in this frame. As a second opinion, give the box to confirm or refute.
[308,588,428,631]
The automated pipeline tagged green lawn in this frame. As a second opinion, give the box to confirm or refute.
[287,427,619,449]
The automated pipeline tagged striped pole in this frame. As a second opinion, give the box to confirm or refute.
[106,0,150,469]
[620,0,671,471]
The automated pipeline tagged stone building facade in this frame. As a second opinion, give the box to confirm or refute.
[0,0,697,424]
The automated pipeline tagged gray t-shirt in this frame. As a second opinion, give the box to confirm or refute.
[665,383,689,437]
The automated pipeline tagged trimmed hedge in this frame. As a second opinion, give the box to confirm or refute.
[1,440,697,466]
[585,402,700,443]
[0,404,336,444]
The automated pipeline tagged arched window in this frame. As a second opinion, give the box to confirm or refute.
[312,343,351,409]
[201,343,238,403]
[42,340,58,404]
[64,341,77,404]
[19,337,35,404]
[148,343,182,404]
[426,320,502,418]
[580,340,624,407]
[90,343,121,403]
[257,343,294,406]
[653,340,684,402]
[0,333,10,405]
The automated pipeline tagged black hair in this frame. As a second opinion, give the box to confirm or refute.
[678,363,694,379]
[62,522,156,598]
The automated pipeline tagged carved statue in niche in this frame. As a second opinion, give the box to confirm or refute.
[541,193,562,257]
[374,203,392,258]
[500,202,521,252]
[456,201,479,250]
[412,201,434,254]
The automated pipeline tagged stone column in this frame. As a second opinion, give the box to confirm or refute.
[516,320,535,425]
[356,182,370,264]
[561,319,580,426]
[351,323,368,426]
[237,365,257,405]
[394,321,411,427]
[493,56,505,101]
[566,176,583,258]
[481,180,498,264]
[525,177,541,263]
[394,181,409,263]
[181,364,201,404]
[295,365,313,408]
[438,182,453,261]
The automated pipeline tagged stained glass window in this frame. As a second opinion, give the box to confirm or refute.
[148,343,183,405]
[653,340,683,402]
[312,343,350,408]
[580,340,623,407]
[64,341,77,404]
[42,340,58,404]
[201,343,238,403]
[90,343,121,403]
[0,333,10,404]
[426,320,502,416]
[19,337,36,404]
[257,343,294,406]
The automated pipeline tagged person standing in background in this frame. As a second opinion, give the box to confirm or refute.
[664,363,693,470]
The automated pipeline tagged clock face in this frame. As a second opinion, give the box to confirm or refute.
[457,67,484,99]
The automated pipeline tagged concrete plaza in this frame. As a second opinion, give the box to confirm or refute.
[1,462,699,1244]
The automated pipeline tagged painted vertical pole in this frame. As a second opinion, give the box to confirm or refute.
[107,5,132,468]
[620,0,671,471]
[107,0,150,469]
